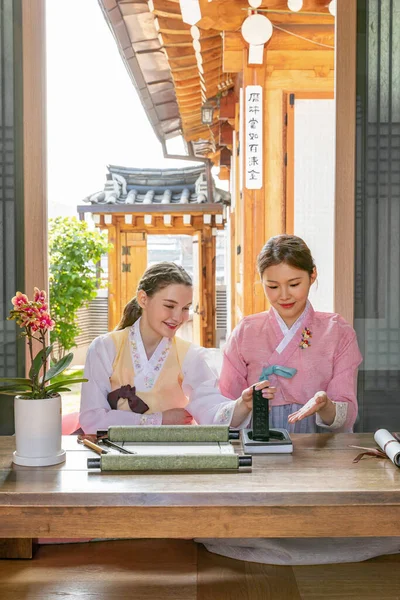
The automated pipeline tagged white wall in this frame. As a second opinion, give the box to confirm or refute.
[293,99,335,312]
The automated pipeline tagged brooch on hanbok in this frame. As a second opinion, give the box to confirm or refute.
[299,327,312,349]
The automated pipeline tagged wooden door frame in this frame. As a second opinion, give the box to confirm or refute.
[334,0,357,324]
[285,91,335,234]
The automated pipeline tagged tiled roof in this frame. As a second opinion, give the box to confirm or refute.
[83,164,230,205]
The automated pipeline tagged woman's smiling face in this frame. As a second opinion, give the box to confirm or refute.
[261,262,316,327]
[138,283,192,339]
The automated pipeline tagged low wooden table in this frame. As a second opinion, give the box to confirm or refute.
[0,433,399,558]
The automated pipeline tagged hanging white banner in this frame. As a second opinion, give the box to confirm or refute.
[245,85,263,190]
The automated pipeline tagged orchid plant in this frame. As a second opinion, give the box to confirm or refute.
[0,288,87,399]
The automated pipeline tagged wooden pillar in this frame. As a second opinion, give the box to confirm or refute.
[192,231,204,346]
[334,0,357,324]
[107,224,119,331]
[241,55,267,317]
[22,0,48,375]
[202,226,216,347]
[23,0,48,298]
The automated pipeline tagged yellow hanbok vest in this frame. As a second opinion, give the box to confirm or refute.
[108,328,191,414]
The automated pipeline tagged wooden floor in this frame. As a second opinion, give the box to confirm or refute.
[0,539,399,600]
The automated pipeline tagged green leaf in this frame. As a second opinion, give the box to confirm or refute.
[0,386,33,395]
[0,377,32,385]
[47,386,71,393]
[61,377,88,385]
[29,346,53,381]
[43,353,73,382]
[45,378,87,392]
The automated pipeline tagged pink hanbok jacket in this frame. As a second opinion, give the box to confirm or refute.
[219,305,363,431]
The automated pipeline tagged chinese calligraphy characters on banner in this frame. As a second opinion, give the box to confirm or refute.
[245,85,263,190]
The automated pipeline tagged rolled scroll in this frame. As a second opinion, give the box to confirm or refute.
[374,429,400,467]
[97,425,239,443]
[87,453,252,471]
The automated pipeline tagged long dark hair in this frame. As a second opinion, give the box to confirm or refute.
[116,262,192,330]
[257,234,316,278]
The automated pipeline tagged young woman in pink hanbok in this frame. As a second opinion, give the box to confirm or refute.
[200,234,400,565]
[79,261,270,433]
[219,234,361,434]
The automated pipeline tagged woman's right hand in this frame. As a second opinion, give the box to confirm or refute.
[240,380,276,412]
[231,380,276,428]
[162,408,193,425]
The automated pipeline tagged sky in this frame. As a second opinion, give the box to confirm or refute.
[46,0,200,218]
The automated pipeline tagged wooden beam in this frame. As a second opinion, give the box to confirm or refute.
[334,0,356,324]
[167,47,222,67]
[154,16,191,33]
[159,31,220,47]
[219,122,233,147]
[219,147,232,167]
[77,204,224,215]
[226,46,334,73]
[223,28,334,73]
[197,0,334,32]
[152,9,182,21]
[118,224,225,235]
[265,69,334,90]
[173,63,221,81]
[166,41,220,59]
[178,99,202,109]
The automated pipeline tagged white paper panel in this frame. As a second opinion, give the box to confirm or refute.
[293,99,335,312]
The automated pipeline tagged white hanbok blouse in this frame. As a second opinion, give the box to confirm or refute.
[79,320,241,433]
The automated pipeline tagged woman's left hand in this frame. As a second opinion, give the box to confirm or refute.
[287,391,335,425]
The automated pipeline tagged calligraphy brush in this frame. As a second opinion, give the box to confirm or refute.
[78,438,109,455]
[99,439,136,454]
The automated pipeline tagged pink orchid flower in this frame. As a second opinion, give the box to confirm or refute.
[34,287,47,303]
[38,313,55,331]
[11,292,29,308]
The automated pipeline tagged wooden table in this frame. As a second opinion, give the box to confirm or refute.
[0,433,399,558]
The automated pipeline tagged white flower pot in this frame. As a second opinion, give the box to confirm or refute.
[13,394,66,466]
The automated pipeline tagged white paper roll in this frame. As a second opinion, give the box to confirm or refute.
[374,429,400,467]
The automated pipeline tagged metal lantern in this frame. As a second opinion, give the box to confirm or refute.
[201,102,214,125]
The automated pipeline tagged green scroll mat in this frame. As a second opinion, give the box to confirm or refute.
[99,425,234,443]
[87,453,251,471]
